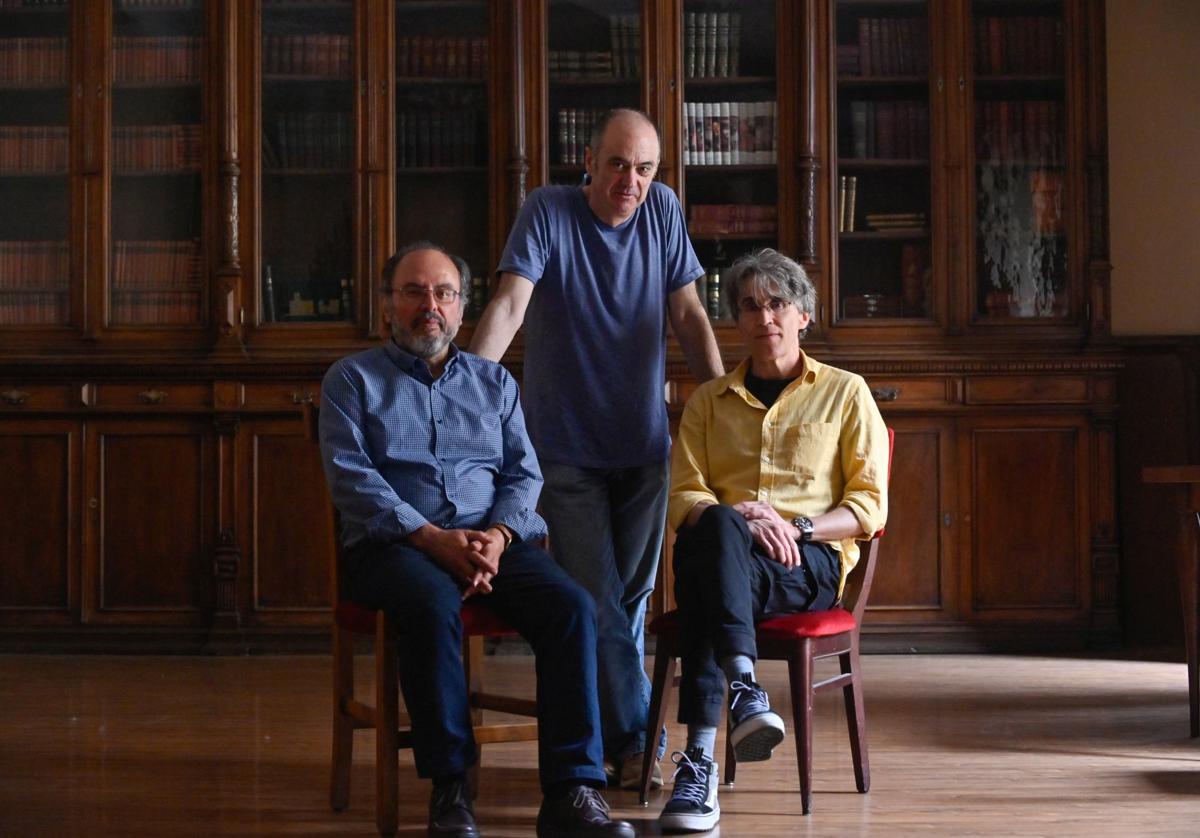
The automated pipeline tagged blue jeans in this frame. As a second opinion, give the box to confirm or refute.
[538,458,669,762]
[344,539,607,791]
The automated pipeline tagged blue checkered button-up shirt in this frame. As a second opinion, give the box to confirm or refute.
[319,341,547,549]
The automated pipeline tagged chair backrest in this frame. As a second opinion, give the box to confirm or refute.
[304,400,347,607]
[837,426,894,622]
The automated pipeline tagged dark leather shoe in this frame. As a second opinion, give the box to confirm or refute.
[536,785,634,837]
[428,779,479,837]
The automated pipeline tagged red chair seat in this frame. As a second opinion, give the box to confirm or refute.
[649,606,856,642]
[335,599,519,637]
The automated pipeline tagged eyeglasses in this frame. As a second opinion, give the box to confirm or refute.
[737,297,792,314]
[392,285,461,304]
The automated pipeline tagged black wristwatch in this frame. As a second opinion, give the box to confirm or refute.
[791,515,815,543]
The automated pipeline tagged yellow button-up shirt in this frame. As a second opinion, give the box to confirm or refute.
[669,351,889,592]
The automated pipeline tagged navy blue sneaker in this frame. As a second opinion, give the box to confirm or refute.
[728,676,785,762]
[659,747,719,832]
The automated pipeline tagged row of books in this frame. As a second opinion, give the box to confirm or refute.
[683,11,741,79]
[604,13,641,80]
[112,240,202,289]
[0,126,68,172]
[117,0,200,8]
[264,34,351,79]
[397,109,483,168]
[548,50,615,81]
[0,0,68,7]
[688,203,777,237]
[0,241,68,290]
[397,36,488,80]
[261,111,351,170]
[864,211,927,232]
[113,36,202,84]
[555,108,603,166]
[683,101,777,165]
[111,289,201,324]
[840,17,929,77]
[113,124,201,172]
[0,38,67,85]
[975,100,1064,163]
[975,16,1063,75]
[846,100,930,160]
[0,291,66,325]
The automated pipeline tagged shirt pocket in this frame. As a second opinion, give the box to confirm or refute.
[780,421,838,483]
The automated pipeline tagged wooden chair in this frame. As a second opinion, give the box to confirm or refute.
[640,427,894,815]
[305,402,539,836]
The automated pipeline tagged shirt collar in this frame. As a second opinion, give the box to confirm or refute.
[718,349,820,400]
[384,339,460,382]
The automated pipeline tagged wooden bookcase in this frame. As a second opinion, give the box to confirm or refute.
[0,0,1116,653]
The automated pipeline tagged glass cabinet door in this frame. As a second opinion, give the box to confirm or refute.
[394,0,490,316]
[259,0,354,325]
[682,1,777,321]
[110,0,206,327]
[833,0,933,323]
[0,0,71,327]
[971,0,1067,320]
[547,0,644,187]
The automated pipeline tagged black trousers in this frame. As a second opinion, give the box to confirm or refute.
[672,504,841,727]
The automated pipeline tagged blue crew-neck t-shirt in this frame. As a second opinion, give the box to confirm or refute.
[497,182,703,468]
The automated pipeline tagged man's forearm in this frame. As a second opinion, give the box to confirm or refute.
[468,273,532,361]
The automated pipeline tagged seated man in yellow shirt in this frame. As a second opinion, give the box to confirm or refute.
[658,248,888,833]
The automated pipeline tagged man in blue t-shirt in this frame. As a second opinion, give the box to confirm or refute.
[471,109,724,787]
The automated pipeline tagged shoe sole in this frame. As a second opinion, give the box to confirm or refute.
[660,803,720,833]
[731,713,785,762]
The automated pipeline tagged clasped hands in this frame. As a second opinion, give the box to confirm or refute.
[408,524,508,600]
[733,500,804,569]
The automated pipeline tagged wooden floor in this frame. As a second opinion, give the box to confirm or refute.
[2,652,1198,836]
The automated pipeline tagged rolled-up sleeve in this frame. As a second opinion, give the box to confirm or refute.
[837,377,890,538]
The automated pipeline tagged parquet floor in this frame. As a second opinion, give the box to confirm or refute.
[1,653,1197,836]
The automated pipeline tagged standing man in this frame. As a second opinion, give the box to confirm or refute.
[320,242,634,838]
[470,109,724,786]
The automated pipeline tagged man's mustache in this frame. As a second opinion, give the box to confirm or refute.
[412,311,446,330]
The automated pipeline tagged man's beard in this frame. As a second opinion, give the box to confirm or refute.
[391,310,458,358]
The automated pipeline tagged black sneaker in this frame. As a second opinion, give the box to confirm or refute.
[536,785,635,838]
[728,675,785,762]
[428,778,479,837]
[659,747,719,833]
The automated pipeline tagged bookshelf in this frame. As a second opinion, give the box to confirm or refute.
[258,0,354,325]
[682,2,779,320]
[834,0,933,321]
[0,0,70,327]
[0,0,1117,653]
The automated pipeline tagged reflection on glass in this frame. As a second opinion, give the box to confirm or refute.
[682,1,776,321]
[0,1,70,326]
[110,1,205,327]
[834,0,932,322]
[972,2,1067,319]
[260,0,354,324]
[394,0,490,315]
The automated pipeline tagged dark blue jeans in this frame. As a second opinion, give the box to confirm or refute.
[672,504,841,728]
[344,539,607,791]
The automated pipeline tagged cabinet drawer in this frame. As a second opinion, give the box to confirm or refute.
[0,383,76,411]
[92,383,210,408]
[242,382,322,409]
[966,376,1089,405]
[865,378,958,408]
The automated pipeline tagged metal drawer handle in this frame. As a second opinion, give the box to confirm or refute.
[870,386,901,402]
[138,388,168,405]
[1,388,30,406]
[290,390,315,405]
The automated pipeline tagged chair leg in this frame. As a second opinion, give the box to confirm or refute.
[640,650,676,805]
[465,635,484,799]
[788,644,815,815]
[840,647,870,793]
[330,624,355,812]
[375,615,399,836]
[723,712,736,786]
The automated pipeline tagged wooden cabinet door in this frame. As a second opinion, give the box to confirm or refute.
[82,418,215,625]
[868,416,959,624]
[0,419,79,625]
[238,416,331,627]
[960,414,1090,625]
